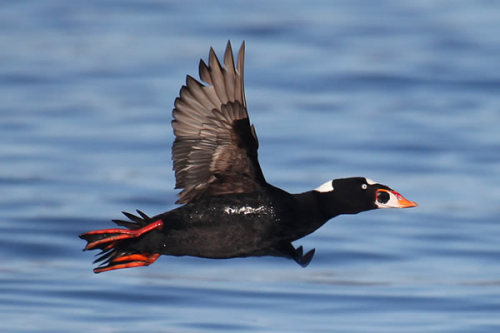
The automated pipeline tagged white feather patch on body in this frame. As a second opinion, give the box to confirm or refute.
[224,206,266,215]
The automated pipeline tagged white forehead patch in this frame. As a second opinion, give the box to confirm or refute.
[314,180,334,193]
[365,178,378,185]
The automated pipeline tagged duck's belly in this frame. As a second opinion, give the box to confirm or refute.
[156,193,289,258]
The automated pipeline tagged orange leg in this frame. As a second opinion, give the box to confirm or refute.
[82,220,164,250]
[94,253,161,273]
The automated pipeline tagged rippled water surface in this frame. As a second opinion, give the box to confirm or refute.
[2,1,500,332]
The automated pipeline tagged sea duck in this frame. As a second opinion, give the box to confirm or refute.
[80,42,417,273]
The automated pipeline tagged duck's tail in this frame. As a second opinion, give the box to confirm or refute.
[79,210,163,273]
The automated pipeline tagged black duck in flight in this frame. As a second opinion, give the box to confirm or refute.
[80,42,417,273]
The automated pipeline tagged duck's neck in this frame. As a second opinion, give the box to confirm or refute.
[290,191,339,239]
[291,190,373,240]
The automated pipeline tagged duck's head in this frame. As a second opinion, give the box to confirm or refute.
[314,177,417,216]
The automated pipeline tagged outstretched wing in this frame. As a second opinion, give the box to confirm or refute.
[172,41,266,204]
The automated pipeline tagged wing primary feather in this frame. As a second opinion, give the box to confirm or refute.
[223,41,236,101]
[236,41,246,107]
[199,59,212,85]
[208,47,229,104]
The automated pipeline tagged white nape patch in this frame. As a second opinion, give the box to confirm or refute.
[224,206,266,215]
[314,180,334,193]
[375,191,400,208]
[365,178,378,185]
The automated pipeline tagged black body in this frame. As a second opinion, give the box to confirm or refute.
[128,186,320,264]
[120,178,379,266]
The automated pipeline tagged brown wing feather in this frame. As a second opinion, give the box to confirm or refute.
[171,41,265,204]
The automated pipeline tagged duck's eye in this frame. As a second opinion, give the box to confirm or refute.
[361,184,368,190]
[377,191,390,204]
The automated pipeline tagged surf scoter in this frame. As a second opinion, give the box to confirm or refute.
[80,42,417,273]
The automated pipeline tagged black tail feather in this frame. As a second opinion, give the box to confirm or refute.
[136,209,150,220]
[108,210,152,229]
[110,220,137,229]
[121,211,146,225]
[93,249,115,264]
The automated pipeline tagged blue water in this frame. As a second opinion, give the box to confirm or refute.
[2,1,500,332]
